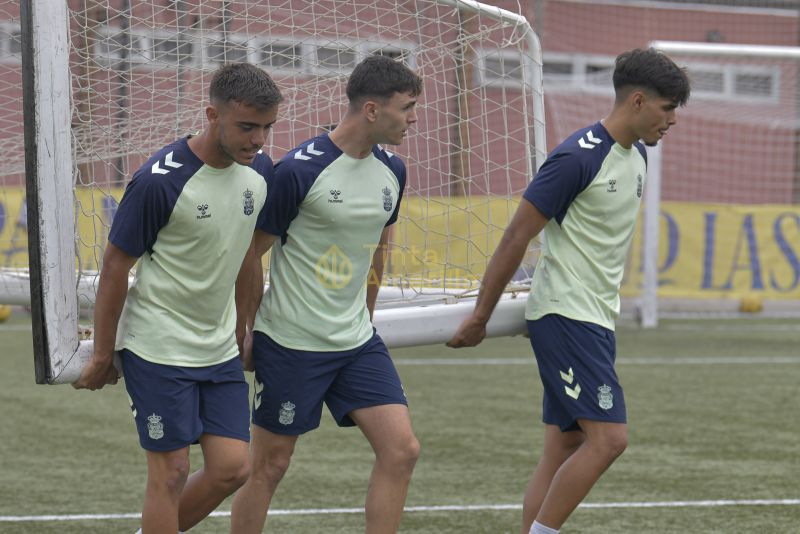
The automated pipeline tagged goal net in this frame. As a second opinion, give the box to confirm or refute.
[9,0,543,383]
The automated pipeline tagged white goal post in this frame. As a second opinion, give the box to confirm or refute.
[20,0,78,383]
[18,0,544,384]
[641,40,800,327]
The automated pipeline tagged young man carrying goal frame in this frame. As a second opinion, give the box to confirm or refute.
[74,63,282,534]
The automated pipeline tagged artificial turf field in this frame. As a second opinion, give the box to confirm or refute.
[1,310,798,533]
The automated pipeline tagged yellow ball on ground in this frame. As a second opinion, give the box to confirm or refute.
[0,305,12,323]
[738,294,763,313]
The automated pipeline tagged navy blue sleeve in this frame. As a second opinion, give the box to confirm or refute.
[251,152,275,231]
[108,171,173,258]
[386,156,406,227]
[522,150,592,225]
[258,159,310,237]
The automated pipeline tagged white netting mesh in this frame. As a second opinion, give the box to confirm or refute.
[1,0,541,316]
[0,7,27,303]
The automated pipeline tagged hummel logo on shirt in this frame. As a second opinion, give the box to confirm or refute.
[328,189,343,204]
[294,142,325,161]
[607,179,617,193]
[151,151,183,175]
[196,203,211,219]
[578,130,602,150]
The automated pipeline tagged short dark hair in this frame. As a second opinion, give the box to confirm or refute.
[345,55,422,105]
[613,48,690,106]
[209,63,283,110]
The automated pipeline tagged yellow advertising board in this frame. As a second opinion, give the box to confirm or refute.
[621,201,800,299]
[0,187,124,271]
[2,187,798,299]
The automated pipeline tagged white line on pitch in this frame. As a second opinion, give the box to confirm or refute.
[394,356,800,366]
[396,358,534,365]
[620,356,800,365]
[657,323,800,333]
[2,499,798,522]
[580,499,800,508]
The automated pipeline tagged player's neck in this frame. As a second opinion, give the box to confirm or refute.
[328,119,374,159]
[187,132,235,169]
[600,115,636,149]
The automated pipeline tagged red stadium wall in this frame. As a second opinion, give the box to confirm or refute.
[537,0,800,204]
[2,1,798,205]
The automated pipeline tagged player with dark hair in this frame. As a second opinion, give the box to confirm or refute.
[448,48,690,534]
[74,63,282,534]
[230,55,422,534]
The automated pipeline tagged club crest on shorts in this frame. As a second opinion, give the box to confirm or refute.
[147,413,164,440]
[243,188,254,215]
[597,384,614,410]
[382,186,393,212]
[279,401,296,425]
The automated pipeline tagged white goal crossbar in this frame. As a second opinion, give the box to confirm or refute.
[650,40,800,60]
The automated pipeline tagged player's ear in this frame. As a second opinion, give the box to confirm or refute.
[363,100,379,123]
[206,104,219,123]
[631,90,646,112]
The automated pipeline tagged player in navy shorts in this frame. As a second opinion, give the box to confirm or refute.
[74,64,282,534]
[249,331,406,434]
[527,315,627,432]
[231,56,422,534]
[449,48,690,533]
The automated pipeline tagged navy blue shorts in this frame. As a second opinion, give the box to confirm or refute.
[120,350,250,451]
[251,330,407,435]
[527,315,626,432]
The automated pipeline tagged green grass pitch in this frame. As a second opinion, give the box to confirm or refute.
[1,310,798,533]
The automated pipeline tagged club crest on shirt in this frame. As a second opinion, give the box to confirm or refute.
[597,384,614,410]
[382,186,393,212]
[279,401,296,425]
[636,174,643,198]
[243,189,254,215]
[147,413,164,439]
